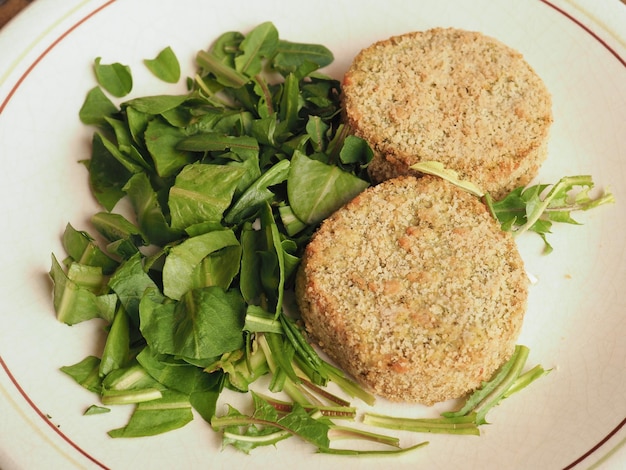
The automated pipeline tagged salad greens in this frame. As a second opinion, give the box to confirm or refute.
[485,175,615,253]
[50,21,608,455]
[55,21,395,454]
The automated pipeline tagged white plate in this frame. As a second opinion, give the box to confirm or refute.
[1,0,625,468]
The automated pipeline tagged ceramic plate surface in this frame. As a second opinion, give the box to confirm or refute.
[1,1,625,468]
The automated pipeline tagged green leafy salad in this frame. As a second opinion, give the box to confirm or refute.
[50,22,614,455]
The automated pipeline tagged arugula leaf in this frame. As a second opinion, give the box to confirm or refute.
[108,390,193,437]
[162,229,241,299]
[60,356,103,394]
[99,306,131,377]
[235,22,279,76]
[144,46,181,83]
[212,393,330,453]
[79,87,118,126]
[168,163,245,230]
[411,161,485,197]
[84,405,111,415]
[94,57,133,97]
[49,255,107,325]
[139,286,246,360]
[272,40,334,75]
[486,175,615,253]
[287,151,369,225]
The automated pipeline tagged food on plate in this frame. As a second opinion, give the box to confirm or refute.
[295,175,528,405]
[48,21,613,453]
[342,27,553,199]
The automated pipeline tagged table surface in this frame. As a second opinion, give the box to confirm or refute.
[0,0,31,29]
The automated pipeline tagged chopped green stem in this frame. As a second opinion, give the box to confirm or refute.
[212,415,317,447]
[256,334,316,405]
[471,346,529,424]
[280,315,324,369]
[223,429,290,443]
[328,425,400,447]
[101,388,162,405]
[444,345,526,418]
[256,392,356,419]
[363,412,480,436]
[503,364,551,399]
[298,376,351,407]
[324,365,376,406]
[317,441,429,456]
[244,308,283,334]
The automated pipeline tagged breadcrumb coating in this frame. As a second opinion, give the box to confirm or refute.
[295,176,528,404]
[342,27,553,199]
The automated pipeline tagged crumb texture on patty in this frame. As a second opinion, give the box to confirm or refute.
[295,176,528,405]
[342,27,553,199]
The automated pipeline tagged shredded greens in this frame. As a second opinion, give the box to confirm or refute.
[50,22,609,455]
[55,22,393,453]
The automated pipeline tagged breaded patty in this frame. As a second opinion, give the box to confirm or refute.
[295,176,528,405]
[342,27,553,199]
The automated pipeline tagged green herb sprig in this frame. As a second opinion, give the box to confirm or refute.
[485,175,615,253]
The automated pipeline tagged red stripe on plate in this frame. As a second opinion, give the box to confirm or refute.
[0,0,117,116]
[0,355,110,469]
[0,2,118,466]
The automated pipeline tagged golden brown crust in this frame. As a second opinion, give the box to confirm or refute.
[342,27,553,199]
[295,176,528,405]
